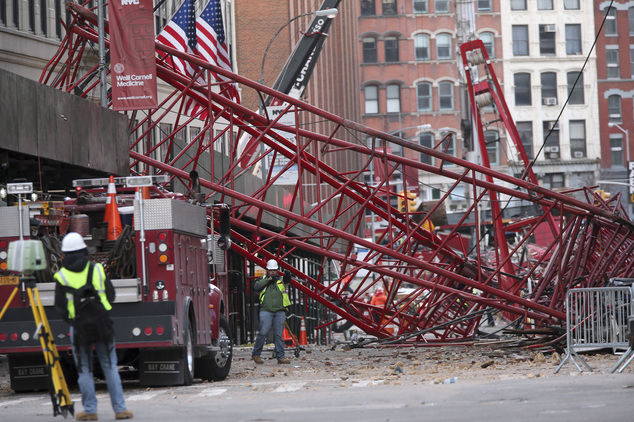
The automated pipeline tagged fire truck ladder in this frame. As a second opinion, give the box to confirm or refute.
[39,3,634,345]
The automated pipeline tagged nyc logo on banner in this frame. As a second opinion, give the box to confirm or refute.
[109,0,158,111]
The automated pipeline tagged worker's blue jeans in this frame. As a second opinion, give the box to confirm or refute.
[71,327,127,414]
[252,310,286,360]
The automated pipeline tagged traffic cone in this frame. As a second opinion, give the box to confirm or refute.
[299,317,308,346]
[104,176,117,224]
[105,177,122,240]
[283,326,294,348]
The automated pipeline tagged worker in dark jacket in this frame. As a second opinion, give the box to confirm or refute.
[54,232,133,421]
[251,259,292,364]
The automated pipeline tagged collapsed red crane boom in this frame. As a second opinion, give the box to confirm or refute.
[40,4,634,344]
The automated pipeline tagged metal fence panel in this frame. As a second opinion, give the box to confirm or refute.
[555,286,632,373]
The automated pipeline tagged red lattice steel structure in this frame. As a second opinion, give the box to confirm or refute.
[40,5,634,345]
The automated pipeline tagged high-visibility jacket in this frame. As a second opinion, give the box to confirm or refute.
[256,276,291,312]
[54,262,112,320]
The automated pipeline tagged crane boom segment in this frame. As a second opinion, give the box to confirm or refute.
[37,5,634,344]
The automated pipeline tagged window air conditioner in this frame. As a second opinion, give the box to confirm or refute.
[544,25,556,32]
[542,97,557,106]
[573,151,584,158]
[548,122,559,130]
[544,146,559,153]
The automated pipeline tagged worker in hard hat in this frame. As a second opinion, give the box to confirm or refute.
[251,259,292,364]
[370,288,387,323]
[54,232,133,421]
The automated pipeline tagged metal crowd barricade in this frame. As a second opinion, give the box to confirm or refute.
[554,286,632,374]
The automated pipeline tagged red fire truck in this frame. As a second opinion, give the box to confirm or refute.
[0,176,233,391]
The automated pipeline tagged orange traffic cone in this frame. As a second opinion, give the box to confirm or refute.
[105,177,122,241]
[299,317,308,346]
[104,176,117,224]
[283,326,294,348]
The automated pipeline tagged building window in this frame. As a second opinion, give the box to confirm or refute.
[564,0,579,10]
[541,72,557,105]
[55,0,63,39]
[436,33,452,59]
[565,24,581,55]
[441,133,456,167]
[511,0,526,10]
[607,47,620,78]
[480,32,494,58]
[514,73,531,106]
[40,0,47,36]
[512,25,529,56]
[569,120,586,158]
[484,131,499,165]
[386,84,401,113]
[517,121,533,160]
[382,0,397,15]
[543,121,560,154]
[413,0,427,13]
[567,71,584,105]
[435,0,449,13]
[361,0,376,15]
[606,7,617,35]
[363,37,378,63]
[542,173,565,189]
[365,85,379,114]
[417,82,432,111]
[438,81,454,110]
[432,188,441,200]
[610,135,624,167]
[477,0,491,11]
[1,0,6,26]
[28,0,35,32]
[419,133,434,165]
[384,35,399,62]
[608,94,622,123]
[539,24,556,55]
[537,0,553,10]
[414,34,430,61]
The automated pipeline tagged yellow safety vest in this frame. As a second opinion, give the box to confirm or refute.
[259,277,291,308]
[54,262,112,319]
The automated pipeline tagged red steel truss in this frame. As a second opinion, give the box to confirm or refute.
[40,4,634,345]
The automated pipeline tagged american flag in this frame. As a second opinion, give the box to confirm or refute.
[196,0,240,103]
[156,0,197,78]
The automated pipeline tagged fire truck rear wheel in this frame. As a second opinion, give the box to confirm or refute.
[195,315,232,381]
[183,321,196,386]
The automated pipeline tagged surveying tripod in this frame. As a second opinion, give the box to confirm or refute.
[0,277,74,418]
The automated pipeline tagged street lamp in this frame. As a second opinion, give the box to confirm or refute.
[259,8,338,84]
[609,122,630,166]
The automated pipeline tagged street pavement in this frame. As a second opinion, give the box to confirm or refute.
[2,346,634,421]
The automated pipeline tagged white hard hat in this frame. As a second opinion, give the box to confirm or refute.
[61,232,87,252]
[266,259,279,270]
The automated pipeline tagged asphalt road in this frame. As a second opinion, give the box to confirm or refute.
[2,345,634,421]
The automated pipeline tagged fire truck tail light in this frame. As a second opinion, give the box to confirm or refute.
[132,327,141,337]
[158,232,168,241]
[155,326,165,335]
[158,254,168,264]
[144,327,153,336]
[10,332,18,341]
[0,332,7,341]
[0,262,7,271]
